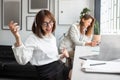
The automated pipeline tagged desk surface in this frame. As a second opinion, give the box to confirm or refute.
[71,46,120,80]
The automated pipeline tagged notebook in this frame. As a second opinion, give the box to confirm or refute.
[81,59,120,73]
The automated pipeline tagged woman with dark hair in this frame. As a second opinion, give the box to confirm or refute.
[59,14,98,68]
[9,10,71,80]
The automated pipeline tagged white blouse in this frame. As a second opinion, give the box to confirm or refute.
[59,23,93,52]
[12,33,59,66]
[69,23,92,45]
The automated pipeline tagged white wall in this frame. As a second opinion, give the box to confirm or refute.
[0,0,94,45]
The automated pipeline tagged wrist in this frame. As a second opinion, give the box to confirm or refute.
[85,42,92,46]
[60,54,64,59]
[15,37,22,47]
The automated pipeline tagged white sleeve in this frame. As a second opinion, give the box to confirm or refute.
[69,25,85,46]
[12,35,36,65]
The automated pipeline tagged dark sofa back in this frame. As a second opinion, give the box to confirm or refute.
[0,45,15,60]
[0,45,38,78]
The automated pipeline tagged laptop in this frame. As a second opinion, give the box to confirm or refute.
[80,35,120,61]
[98,35,120,61]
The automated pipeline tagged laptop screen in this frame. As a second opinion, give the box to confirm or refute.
[98,35,120,61]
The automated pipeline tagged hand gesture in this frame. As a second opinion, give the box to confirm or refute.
[91,41,98,46]
[61,48,69,58]
[9,21,22,47]
[85,41,99,47]
[8,21,20,39]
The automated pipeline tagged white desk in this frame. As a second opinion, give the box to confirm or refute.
[71,46,120,80]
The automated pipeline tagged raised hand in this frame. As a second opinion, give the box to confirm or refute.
[9,21,20,38]
[8,21,21,47]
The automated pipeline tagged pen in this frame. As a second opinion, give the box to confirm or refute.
[90,63,106,66]
[79,57,87,60]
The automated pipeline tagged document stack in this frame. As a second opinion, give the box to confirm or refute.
[81,59,120,73]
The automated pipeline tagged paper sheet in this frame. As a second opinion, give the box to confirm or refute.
[81,60,120,73]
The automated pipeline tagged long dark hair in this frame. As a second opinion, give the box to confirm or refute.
[32,10,56,38]
[79,14,95,36]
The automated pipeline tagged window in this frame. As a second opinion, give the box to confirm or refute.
[101,0,120,34]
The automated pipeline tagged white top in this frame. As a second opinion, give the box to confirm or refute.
[59,23,92,52]
[12,33,59,66]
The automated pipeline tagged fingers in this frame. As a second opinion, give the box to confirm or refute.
[62,48,69,58]
[62,48,66,53]
[9,21,18,28]
[9,21,20,32]
[91,41,98,46]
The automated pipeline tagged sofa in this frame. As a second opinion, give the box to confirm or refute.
[0,45,38,78]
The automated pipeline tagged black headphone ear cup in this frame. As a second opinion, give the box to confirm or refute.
[34,18,37,27]
[35,20,37,27]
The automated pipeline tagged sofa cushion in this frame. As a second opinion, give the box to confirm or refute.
[0,62,3,71]
[1,61,38,78]
[0,45,38,78]
[0,45,15,60]
[3,61,36,72]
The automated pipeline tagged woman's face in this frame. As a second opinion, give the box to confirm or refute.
[83,18,92,28]
[41,17,54,36]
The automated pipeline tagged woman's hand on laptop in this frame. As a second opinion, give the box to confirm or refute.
[85,41,98,47]
[91,41,99,46]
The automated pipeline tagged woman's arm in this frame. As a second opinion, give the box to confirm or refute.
[69,25,85,46]
[9,21,34,65]
[9,21,22,47]
[12,36,35,65]
[69,24,98,47]
[85,41,98,46]
[59,48,69,59]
